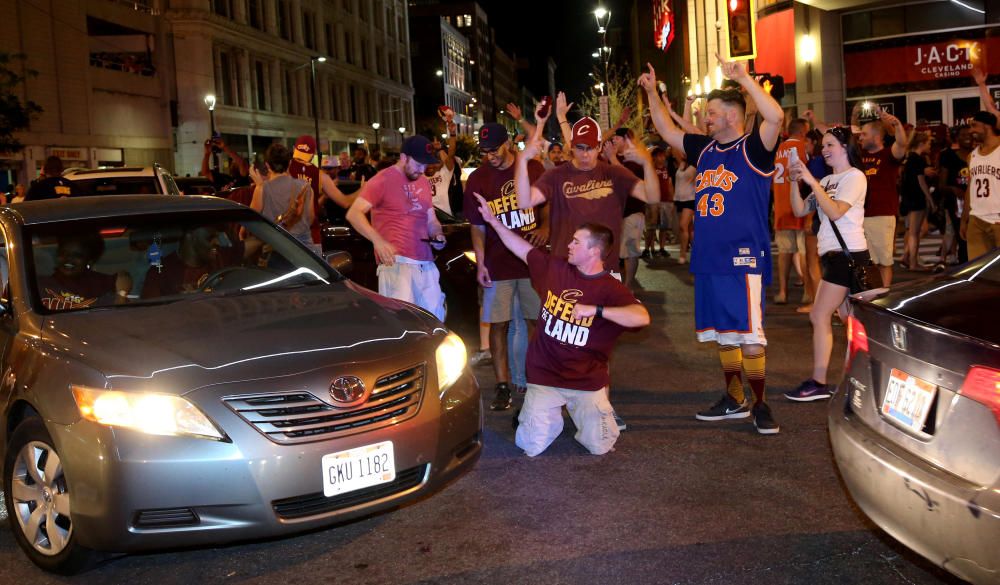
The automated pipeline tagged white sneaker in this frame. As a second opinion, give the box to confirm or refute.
[469,350,492,366]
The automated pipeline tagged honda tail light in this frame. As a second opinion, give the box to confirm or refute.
[845,315,869,369]
[960,366,1000,428]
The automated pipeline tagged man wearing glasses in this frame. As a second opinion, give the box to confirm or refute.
[464,123,548,411]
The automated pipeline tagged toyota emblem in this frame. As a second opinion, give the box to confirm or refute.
[329,376,365,403]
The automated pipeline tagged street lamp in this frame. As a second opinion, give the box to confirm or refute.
[594,7,610,33]
[310,56,327,158]
[398,126,406,144]
[204,94,218,170]
[372,122,381,151]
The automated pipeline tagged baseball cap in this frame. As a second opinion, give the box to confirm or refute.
[973,110,998,128]
[571,117,602,149]
[477,123,509,151]
[401,135,439,165]
[293,135,317,163]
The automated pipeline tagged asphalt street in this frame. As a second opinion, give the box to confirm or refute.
[0,252,965,585]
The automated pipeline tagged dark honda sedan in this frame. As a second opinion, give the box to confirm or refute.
[829,250,1000,585]
[0,196,481,574]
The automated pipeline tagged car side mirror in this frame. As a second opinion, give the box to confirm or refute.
[325,250,352,275]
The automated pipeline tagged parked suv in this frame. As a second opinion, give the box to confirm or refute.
[64,164,181,197]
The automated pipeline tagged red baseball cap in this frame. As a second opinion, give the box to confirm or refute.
[571,117,602,149]
[293,135,316,163]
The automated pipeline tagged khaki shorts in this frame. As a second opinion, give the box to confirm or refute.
[481,278,541,323]
[863,216,896,266]
[775,229,805,254]
[377,257,445,321]
[515,384,619,456]
[967,214,1000,259]
[620,212,645,258]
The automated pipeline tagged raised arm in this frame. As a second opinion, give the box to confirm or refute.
[621,138,660,204]
[441,121,458,171]
[668,95,703,135]
[717,52,784,150]
[319,172,356,208]
[555,92,575,154]
[515,105,549,210]
[571,301,650,328]
[638,63,685,152]
[471,192,533,263]
[879,110,907,160]
[973,65,1000,117]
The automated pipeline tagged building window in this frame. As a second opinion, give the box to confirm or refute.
[360,37,368,70]
[397,15,404,42]
[344,30,354,65]
[215,48,237,106]
[212,0,233,18]
[277,0,292,41]
[284,67,299,115]
[254,60,269,111]
[348,85,358,124]
[400,57,407,85]
[247,0,263,29]
[462,14,472,27]
[325,23,336,60]
[342,0,352,14]
[376,46,384,76]
[303,11,317,50]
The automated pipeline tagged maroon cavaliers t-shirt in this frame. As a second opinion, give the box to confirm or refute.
[524,248,641,391]
[859,147,902,217]
[464,159,545,281]
[534,160,640,270]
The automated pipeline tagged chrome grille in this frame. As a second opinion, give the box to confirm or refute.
[224,364,426,444]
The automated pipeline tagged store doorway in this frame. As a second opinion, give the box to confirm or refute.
[907,88,979,126]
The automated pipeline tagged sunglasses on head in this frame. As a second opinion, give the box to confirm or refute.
[826,126,851,145]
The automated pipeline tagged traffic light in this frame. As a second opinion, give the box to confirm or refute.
[725,0,757,61]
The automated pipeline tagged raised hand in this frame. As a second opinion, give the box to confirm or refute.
[716,52,748,82]
[621,137,651,165]
[638,62,658,93]
[533,100,551,124]
[972,64,987,86]
[505,102,523,121]
[556,91,574,119]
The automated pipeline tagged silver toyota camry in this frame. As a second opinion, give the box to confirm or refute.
[0,196,482,574]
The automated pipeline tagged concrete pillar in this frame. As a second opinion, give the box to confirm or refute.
[173,32,215,176]
[794,4,844,123]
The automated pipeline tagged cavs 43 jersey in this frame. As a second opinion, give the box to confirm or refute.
[689,133,775,283]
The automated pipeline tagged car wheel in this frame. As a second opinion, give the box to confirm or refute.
[4,417,97,574]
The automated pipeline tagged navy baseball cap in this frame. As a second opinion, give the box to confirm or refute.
[401,136,439,165]
[478,123,509,151]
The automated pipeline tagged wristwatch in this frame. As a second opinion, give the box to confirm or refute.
[596,305,604,319]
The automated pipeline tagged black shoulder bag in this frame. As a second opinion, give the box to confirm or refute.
[829,218,873,294]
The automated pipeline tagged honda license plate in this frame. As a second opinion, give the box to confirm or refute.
[881,368,936,433]
[322,441,395,497]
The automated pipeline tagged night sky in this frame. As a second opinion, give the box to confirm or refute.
[473,0,634,103]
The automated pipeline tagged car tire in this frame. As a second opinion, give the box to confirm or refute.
[4,416,99,574]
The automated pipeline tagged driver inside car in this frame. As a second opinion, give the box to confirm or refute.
[36,232,132,311]
[141,225,243,297]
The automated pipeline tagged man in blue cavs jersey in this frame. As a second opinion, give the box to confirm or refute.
[641,54,783,434]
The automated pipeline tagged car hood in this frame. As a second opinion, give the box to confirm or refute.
[40,282,444,392]
[870,275,1000,346]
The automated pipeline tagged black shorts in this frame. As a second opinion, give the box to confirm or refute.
[675,200,695,212]
[821,250,871,288]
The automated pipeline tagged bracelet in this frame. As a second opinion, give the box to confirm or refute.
[595,305,604,319]
[559,120,570,126]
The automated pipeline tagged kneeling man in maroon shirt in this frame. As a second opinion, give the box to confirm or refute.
[472,193,650,456]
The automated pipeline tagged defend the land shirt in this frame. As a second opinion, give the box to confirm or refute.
[524,248,642,391]
[464,159,545,281]
[533,160,640,269]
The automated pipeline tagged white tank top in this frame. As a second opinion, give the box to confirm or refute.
[428,164,454,216]
[968,145,1000,222]
[674,164,696,202]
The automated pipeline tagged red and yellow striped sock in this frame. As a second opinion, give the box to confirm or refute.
[719,345,745,404]
[744,351,767,404]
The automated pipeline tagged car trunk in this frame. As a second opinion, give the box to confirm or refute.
[844,281,1000,488]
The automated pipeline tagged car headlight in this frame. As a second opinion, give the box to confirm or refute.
[435,332,467,391]
[71,386,224,441]
[463,251,477,264]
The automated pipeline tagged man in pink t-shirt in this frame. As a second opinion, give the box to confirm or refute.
[346,135,447,320]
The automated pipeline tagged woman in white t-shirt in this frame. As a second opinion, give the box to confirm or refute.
[785,126,870,401]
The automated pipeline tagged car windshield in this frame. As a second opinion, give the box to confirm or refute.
[70,177,160,196]
[951,249,1000,285]
[28,210,339,314]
